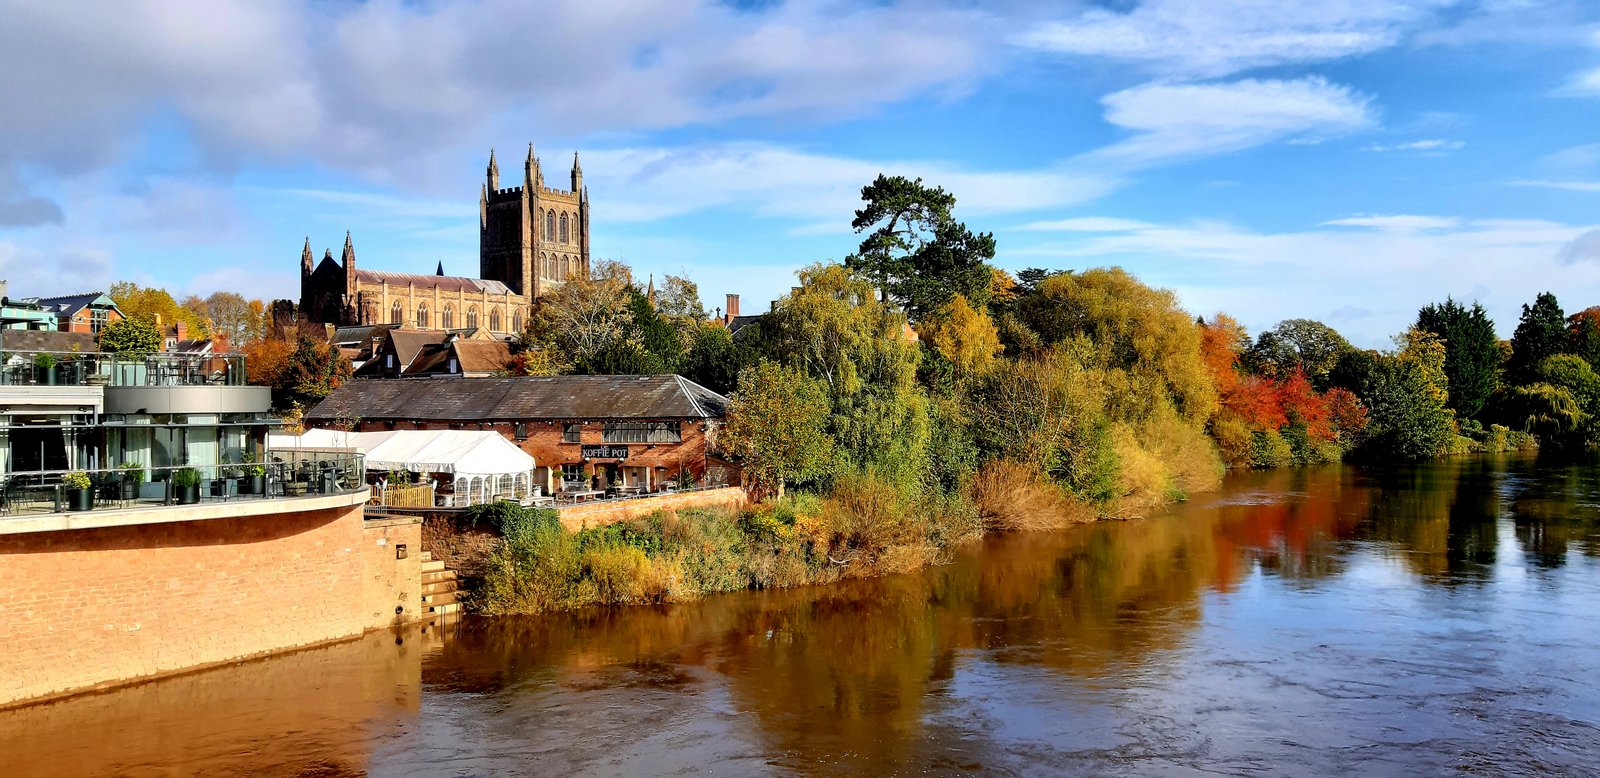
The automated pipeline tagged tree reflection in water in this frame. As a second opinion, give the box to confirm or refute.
[4,453,1598,776]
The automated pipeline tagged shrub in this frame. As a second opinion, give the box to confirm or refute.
[172,468,202,488]
[971,458,1092,530]
[1250,430,1293,469]
[63,471,92,490]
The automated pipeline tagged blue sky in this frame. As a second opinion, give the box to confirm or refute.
[3,0,1600,347]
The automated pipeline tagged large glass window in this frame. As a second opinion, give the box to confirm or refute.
[442,305,454,330]
[559,213,569,243]
[416,304,429,329]
[490,308,502,332]
[466,307,479,329]
[562,423,582,443]
[602,422,681,443]
[391,302,403,325]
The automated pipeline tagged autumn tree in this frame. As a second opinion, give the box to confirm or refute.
[1360,329,1455,459]
[185,291,266,345]
[282,335,352,408]
[1567,306,1600,370]
[534,262,635,364]
[722,360,838,497]
[1508,292,1568,384]
[846,175,994,321]
[1414,298,1499,419]
[654,274,706,321]
[918,294,1002,376]
[110,281,209,337]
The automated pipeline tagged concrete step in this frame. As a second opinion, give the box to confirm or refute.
[420,550,435,563]
[422,590,459,605]
[420,559,446,574]
[422,578,458,594]
[422,570,456,585]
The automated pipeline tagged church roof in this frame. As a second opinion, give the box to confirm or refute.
[352,269,515,296]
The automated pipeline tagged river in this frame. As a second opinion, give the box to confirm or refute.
[3,454,1599,776]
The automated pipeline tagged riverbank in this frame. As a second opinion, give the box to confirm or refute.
[470,456,1219,614]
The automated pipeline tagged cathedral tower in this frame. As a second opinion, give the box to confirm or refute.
[478,142,590,299]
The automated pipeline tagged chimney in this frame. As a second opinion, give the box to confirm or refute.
[725,293,740,319]
[175,320,188,341]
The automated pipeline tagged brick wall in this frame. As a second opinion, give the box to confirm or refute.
[0,500,421,708]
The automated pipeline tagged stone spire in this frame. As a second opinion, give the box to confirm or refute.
[571,151,583,192]
[301,237,313,276]
[525,141,539,188]
[487,148,499,190]
[436,260,445,276]
[341,230,355,266]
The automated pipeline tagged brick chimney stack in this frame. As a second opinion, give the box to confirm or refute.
[175,320,188,341]
[725,293,740,321]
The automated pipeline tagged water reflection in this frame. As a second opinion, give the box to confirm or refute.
[5,454,1600,776]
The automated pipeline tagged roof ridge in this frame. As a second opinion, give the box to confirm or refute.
[674,374,707,418]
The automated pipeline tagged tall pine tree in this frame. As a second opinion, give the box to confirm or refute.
[1508,292,1568,384]
[1414,297,1499,419]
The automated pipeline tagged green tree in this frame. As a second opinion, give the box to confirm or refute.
[1242,319,1353,388]
[1533,354,1600,445]
[1508,292,1568,384]
[846,175,994,321]
[679,323,752,395]
[654,274,706,321]
[722,361,838,497]
[96,317,162,355]
[759,263,931,491]
[1359,329,1455,459]
[1414,298,1499,419]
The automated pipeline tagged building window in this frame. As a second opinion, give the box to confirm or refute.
[490,308,502,332]
[561,255,570,279]
[603,422,681,444]
[391,302,403,325]
[466,307,479,329]
[513,311,524,333]
[442,304,454,330]
[416,303,429,329]
[562,423,581,443]
[561,463,584,485]
[559,213,569,243]
[90,307,110,334]
[514,422,528,441]
[545,210,555,238]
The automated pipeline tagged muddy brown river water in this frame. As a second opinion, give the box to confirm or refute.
[3,454,1599,776]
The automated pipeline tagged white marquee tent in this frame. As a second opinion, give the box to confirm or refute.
[269,428,537,506]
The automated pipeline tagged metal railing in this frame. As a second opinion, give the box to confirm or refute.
[0,351,246,387]
[0,450,364,517]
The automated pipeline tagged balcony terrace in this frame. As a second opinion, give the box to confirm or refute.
[1,351,245,388]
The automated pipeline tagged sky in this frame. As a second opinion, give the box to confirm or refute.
[2,0,1599,348]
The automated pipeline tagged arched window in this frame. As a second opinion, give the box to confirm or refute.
[559,213,569,244]
[513,310,524,333]
[416,303,429,329]
[560,255,570,279]
[442,304,454,330]
[489,308,502,332]
[545,210,555,238]
[466,306,479,329]
[390,302,403,325]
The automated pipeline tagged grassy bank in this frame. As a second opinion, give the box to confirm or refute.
[477,458,1208,615]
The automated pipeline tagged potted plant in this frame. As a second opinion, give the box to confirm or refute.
[117,461,145,500]
[172,467,202,505]
[213,460,239,497]
[284,462,309,497]
[64,471,94,511]
[33,352,57,385]
[240,451,267,495]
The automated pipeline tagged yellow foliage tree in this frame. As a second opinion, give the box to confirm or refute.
[919,293,1002,375]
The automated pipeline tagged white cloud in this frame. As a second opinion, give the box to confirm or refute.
[1001,215,1600,347]
[1322,214,1463,230]
[1559,229,1600,264]
[1512,180,1600,193]
[582,143,1118,223]
[1016,0,1454,78]
[1015,217,1157,232]
[1087,77,1375,166]
[1363,138,1465,152]
[1570,67,1600,95]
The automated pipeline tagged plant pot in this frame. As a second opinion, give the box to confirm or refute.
[120,480,140,500]
[241,475,266,495]
[211,478,237,497]
[176,485,200,505]
[284,481,308,497]
[67,488,93,512]
[42,368,56,386]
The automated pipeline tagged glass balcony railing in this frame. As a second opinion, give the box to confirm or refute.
[0,351,247,387]
[0,450,365,518]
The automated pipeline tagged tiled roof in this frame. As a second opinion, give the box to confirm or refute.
[0,330,95,352]
[308,374,729,421]
[36,292,115,316]
[353,269,516,296]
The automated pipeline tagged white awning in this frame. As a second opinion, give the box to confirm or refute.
[268,428,534,480]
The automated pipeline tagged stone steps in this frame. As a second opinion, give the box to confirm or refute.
[418,549,463,622]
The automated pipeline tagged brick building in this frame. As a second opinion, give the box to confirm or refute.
[298,143,590,335]
[34,291,122,334]
[305,375,732,494]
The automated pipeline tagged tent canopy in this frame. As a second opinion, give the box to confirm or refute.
[269,428,534,480]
